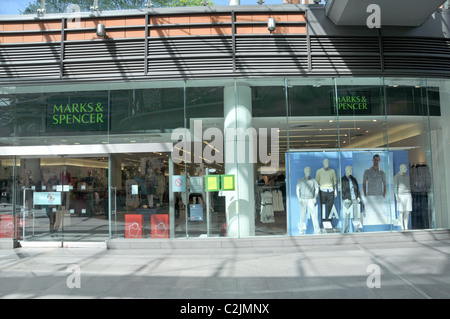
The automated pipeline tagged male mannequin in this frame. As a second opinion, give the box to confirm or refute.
[341,166,362,233]
[394,164,412,230]
[315,159,337,228]
[296,167,320,234]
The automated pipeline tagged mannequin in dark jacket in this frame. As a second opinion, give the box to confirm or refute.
[341,166,362,233]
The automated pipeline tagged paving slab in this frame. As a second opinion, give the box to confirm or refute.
[0,230,448,303]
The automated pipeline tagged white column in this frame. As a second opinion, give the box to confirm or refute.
[224,82,255,237]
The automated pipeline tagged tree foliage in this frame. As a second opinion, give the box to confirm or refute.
[22,0,214,14]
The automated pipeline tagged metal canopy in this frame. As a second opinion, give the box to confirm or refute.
[325,0,447,27]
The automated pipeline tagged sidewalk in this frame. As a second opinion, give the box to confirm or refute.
[0,230,449,300]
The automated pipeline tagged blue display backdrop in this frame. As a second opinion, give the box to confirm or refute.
[286,150,409,235]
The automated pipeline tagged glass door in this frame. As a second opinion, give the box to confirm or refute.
[18,155,109,242]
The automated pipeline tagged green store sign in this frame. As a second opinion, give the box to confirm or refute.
[331,90,371,115]
[47,94,108,132]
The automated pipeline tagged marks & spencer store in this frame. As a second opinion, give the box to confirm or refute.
[1,4,450,246]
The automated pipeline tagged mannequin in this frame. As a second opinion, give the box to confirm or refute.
[341,166,362,233]
[60,165,71,185]
[46,175,59,234]
[394,164,412,230]
[86,169,95,216]
[315,159,337,228]
[192,164,206,205]
[195,163,213,212]
[144,160,156,207]
[156,168,166,207]
[22,169,34,212]
[296,166,320,234]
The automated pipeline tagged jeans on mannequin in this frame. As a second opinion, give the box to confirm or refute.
[343,199,362,233]
[319,190,335,227]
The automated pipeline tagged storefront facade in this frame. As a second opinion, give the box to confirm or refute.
[1,5,449,244]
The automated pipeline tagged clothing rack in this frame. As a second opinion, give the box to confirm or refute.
[409,162,428,166]
[255,185,281,190]
[408,162,431,229]
[255,185,284,223]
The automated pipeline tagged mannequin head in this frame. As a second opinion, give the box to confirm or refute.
[400,164,407,174]
[345,166,352,177]
[323,159,329,169]
[304,166,311,177]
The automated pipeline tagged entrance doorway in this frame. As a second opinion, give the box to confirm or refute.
[17,155,109,242]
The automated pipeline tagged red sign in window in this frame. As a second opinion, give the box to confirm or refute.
[125,214,143,238]
[151,214,169,238]
[0,215,15,238]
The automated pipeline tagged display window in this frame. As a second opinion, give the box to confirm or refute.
[287,150,412,234]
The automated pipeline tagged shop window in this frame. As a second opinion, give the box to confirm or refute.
[110,87,184,133]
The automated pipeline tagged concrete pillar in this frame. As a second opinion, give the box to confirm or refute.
[224,82,255,237]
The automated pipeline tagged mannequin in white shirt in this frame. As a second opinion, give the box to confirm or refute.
[394,164,412,230]
[296,166,320,234]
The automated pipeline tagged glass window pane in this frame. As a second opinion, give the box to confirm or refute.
[286,78,339,236]
[183,80,225,238]
[384,78,435,230]
[0,88,15,146]
[428,78,449,230]
[248,79,287,237]
[334,78,391,234]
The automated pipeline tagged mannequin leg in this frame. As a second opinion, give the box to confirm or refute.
[147,195,154,207]
[352,200,361,232]
[344,211,350,233]
[310,200,320,234]
[298,199,306,234]
[342,201,352,233]
[403,211,410,230]
[399,211,405,230]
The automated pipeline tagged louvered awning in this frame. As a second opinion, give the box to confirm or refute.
[1,7,450,83]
